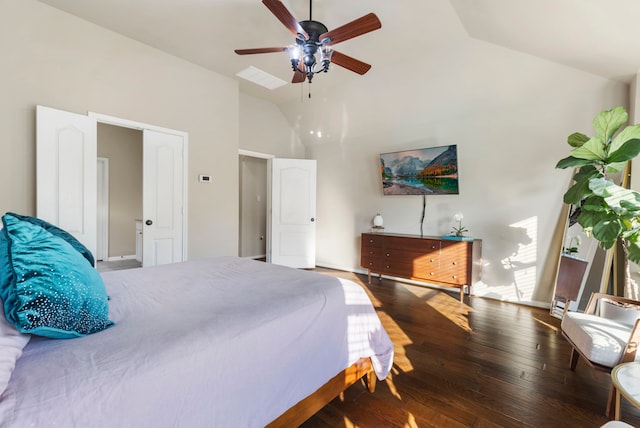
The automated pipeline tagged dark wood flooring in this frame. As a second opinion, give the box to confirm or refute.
[302,269,640,428]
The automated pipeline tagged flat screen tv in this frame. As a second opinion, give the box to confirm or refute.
[379,145,459,195]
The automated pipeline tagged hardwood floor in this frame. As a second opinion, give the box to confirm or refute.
[303,269,640,428]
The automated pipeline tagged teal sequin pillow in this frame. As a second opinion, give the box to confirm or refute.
[0,213,114,339]
[5,212,95,267]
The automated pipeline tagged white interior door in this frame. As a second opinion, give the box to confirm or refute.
[96,157,109,261]
[270,158,317,268]
[36,105,97,256]
[142,129,185,266]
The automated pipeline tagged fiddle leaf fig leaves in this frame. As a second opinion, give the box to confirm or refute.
[570,136,607,162]
[610,123,640,154]
[593,106,628,143]
[592,217,623,249]
[555,155,597,169]
[557,106,640,271]
[628,241,640,264]
[562,166,602,205]
[607,138,640,163]
[567,132,589,148]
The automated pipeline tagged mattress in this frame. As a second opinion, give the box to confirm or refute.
[0,257,393,427]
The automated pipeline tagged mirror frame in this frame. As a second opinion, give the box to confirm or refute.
[551,164,629,314]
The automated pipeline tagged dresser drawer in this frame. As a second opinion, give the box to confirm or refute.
[360,255,385,273]
[361,233,384,248]
[366,256,439,279]
[385,236,440,252]
[436,262,468,285]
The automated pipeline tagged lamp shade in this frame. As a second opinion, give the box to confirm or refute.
[373,214,384,227]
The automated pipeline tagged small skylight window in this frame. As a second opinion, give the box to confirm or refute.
[236,66,287,90]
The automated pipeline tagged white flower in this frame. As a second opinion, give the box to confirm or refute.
[453,212,464,222]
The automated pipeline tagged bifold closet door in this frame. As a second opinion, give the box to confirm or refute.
[36,105,97,256]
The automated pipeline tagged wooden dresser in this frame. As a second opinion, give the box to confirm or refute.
[360,232,482,301]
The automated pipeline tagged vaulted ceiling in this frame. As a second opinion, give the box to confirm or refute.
[37,0,640,105]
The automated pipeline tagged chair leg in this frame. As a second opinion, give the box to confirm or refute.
[570,348,580,370]
[606,384,616,419]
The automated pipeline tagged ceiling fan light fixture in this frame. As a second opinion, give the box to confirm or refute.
[320,46,333,72]
[303,52,317,68]
[235,0,381,84]
[288,46,301,71]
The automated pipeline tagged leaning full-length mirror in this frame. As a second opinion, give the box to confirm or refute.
[550,167,626,317]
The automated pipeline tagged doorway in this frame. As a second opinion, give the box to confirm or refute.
[96,123,143,263]
[237,150,317,268]
[36,106,188,268]
[90,113,188,267]
[238,150,272,259]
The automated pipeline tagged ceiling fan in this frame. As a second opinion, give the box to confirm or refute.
[235,0,382,84]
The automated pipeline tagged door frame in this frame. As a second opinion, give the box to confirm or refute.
[96,157,109,261]
[238,149,274,260]
[89,112,189,262]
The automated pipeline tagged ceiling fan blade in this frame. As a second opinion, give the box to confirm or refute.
[262,0,309,40]
[235,47,288,55]
[292,61,306,83]
[292,70,306,83]
[330,50,371,75]
[320,13,381,45]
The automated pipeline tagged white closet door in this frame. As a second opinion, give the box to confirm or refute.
[36,105,97,256]
[142,129,185,266]
[270,158,317,268]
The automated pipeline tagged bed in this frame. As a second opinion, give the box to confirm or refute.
[0,252,393,427]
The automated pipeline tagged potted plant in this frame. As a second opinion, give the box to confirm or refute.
[563,235,581,256]
[555,106,640,297]
[451,212,468,237]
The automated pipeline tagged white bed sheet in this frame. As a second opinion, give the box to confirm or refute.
[0,257,393,427]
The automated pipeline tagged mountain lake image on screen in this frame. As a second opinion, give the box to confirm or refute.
[379,145,459,195]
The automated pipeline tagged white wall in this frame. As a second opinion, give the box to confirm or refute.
[0,0,240,259]
[239,93,305,158]
[279,31,628,307]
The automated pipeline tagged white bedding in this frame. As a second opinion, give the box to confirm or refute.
[0,257,393,427]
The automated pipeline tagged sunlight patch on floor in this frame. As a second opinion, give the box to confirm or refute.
[404,412,419,428]
[375,311,414,373]
[383,372,402,400]
[342,416,358,428]
[425,292,473,333]
[397,282,439,299]
[533,315,560,333]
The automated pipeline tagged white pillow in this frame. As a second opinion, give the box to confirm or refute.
[0,300,30,397]
[600,300,640,327]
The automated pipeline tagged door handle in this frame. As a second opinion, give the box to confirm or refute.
[145,219,153,226]
[311,218,315,222]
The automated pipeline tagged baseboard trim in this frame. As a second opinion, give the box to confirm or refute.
[107,255,137,262]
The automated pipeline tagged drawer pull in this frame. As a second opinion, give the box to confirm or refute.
[369,239,374,243]
[452,275,457,279]
[430,272,435,276]
[452,261,457,265]
[386,265,390,269]
[430,259,435,262]
[369,251,374,255]
[386,253,390,257]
